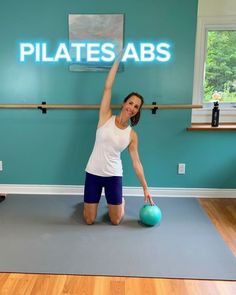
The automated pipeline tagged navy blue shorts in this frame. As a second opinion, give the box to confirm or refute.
[84,172,123,205]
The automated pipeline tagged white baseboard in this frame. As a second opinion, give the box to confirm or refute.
[0,184,235,198]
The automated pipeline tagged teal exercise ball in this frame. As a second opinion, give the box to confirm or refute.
[139,204,162,226]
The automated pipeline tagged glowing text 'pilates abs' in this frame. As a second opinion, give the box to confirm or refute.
[18,42,172,64]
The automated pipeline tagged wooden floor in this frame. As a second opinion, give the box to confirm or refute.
[0,198,235,295]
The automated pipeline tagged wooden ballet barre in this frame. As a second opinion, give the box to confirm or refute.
[0,104,101,109]
[142,104,202,109]
[0,103,202,110]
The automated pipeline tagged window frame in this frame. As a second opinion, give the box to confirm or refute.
[192,16,236,123]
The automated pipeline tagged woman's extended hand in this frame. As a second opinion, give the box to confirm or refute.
[143,187,155,205]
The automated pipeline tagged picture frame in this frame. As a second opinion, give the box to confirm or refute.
[68,14,124,72]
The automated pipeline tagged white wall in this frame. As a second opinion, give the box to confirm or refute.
[199,0,236,16]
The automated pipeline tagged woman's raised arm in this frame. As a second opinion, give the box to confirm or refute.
[98,53,122,127]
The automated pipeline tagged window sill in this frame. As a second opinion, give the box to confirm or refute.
[187,123,236,131]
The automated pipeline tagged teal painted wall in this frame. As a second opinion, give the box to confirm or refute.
[0,0,235,188]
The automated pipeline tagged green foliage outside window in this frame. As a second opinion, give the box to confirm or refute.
[204,30,236,103]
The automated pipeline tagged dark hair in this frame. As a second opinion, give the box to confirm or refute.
[123,92,144,126]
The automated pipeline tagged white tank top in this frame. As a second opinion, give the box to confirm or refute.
[86,115,132,176]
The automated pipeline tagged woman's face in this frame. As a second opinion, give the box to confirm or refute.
[122,95,142,118]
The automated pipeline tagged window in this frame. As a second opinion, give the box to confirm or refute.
[204,30,236,107]
[192,16,236,123]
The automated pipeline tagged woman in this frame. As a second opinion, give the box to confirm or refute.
[83,54,155,225]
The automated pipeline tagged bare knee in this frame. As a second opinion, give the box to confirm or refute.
[108,202,124,225]
[83,204,97,225]
[84,214,95,225]
[84,211,95,225]
[110,214,124,225]
[110,218,121,225]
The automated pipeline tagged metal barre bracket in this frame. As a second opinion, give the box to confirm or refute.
[152,102,158,114]
[38,101,47,114]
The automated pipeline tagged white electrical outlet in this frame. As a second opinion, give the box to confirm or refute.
[178,163,185,174]
[0,161,2,171]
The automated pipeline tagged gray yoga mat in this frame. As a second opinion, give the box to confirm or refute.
[0,195,235,280]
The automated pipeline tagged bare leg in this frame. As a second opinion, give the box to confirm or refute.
[108,197,125,225]
[83,203,99,225]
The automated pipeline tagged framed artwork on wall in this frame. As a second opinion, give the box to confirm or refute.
[68,14,124,72]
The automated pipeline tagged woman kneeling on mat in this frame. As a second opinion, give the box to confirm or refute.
[84,53,155,225]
